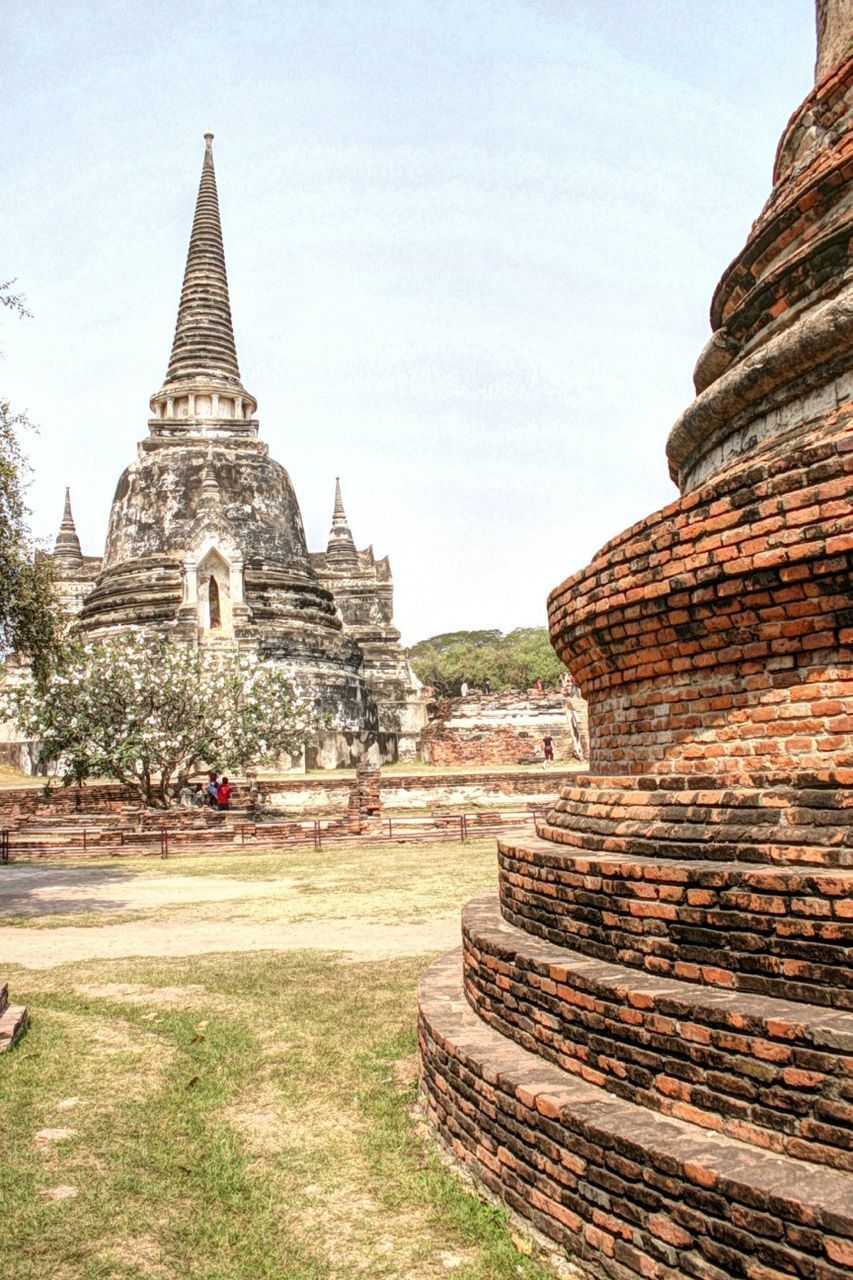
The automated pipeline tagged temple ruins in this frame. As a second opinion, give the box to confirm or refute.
[47,134,425,767]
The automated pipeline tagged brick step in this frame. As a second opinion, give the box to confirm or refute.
[462,894,853,1170]
[539,778,853,869]
[419,949,853,1280]
[0,986,27,1051]
[498,833,853,1008]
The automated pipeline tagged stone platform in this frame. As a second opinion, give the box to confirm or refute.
[0,980,27,1052]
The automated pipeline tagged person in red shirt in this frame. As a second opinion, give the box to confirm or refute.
[217,776,232,810]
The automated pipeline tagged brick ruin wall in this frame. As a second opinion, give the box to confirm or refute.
[420,690,589,767]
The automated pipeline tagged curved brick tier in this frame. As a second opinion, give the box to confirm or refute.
[419,15,853,1277]
[538,774,853,867]
[420,952,853,1279]
[546,420,852,780]
[498,834,851,1008]
[461,895,852,1170]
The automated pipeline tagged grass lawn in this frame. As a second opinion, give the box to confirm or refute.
[0,840,557,1280]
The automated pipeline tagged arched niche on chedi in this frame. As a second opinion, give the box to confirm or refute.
[180,536,245,642]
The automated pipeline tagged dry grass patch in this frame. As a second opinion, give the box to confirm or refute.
[3,840,562,1279]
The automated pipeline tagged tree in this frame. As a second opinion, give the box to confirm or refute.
[0,280,62,683]
[407,627,564,696]
[3,634,315,807]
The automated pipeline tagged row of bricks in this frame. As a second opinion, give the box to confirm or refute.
[504,834,852,884]
[500,865,852,950]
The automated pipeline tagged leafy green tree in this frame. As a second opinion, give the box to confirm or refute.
[4,634,315,807]
[0,280,62,683]
[407,627,564,696]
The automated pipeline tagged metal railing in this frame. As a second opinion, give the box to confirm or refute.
[0,806,546,862]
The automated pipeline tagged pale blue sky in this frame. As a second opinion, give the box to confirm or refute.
[3,1,816,643]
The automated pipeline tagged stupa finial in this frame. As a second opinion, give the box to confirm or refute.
[149,135,257,429]
[164,133,240,386]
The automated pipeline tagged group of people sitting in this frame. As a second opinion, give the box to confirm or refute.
[179,773,233,810]
[206,773,232,809]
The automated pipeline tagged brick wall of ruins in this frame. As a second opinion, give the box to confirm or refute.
[419,690,588,767]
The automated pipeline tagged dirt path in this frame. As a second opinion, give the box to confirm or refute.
[1,865,299,915]
[0,863,462,967]
[0,917,461,968]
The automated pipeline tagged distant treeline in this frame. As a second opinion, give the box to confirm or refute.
[406,627,565,697]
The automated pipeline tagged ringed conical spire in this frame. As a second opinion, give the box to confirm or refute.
[53,488,83,568]
[326,478,359,569]
[149,135,257,432]
[166,133,241,386]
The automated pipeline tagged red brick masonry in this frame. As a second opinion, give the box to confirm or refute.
[419,24,853,1279]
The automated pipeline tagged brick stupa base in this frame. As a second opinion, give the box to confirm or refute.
[419,14,853,1279]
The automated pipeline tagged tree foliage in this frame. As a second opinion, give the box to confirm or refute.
[407,626,565,696]
[3,634,315,807]
[0,280,62,683]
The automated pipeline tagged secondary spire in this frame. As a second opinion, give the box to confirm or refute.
[53,488,83,568]
[326,478,359,569]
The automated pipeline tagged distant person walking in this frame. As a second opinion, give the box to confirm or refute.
[217,776,232,811]
[482,677,491,694]
[460,680,469,697]
[206,772,219,807]
[534,677,543,693]
[543,735,554,762]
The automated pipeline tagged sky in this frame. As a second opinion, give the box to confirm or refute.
[3,1,817,645]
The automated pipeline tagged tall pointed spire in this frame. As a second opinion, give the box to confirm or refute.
[53,488,83,568]
[149,135,257,432]
[166,133,240,386]
[326,478,359,569]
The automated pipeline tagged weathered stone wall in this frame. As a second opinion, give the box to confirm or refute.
[0,769,572,819]
[420,691,588,767]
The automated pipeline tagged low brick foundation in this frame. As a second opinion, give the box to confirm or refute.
[0,769,572,821]
[420,951,853,1280]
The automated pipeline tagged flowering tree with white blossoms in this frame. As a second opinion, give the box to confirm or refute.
[4,634,315,807]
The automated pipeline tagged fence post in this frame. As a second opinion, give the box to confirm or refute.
[388,818,393,840]
[313,820,320,851]
[83,828,87,852]
[160,825,168,859]
[240,824,246,846]
[0,829,8,864]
